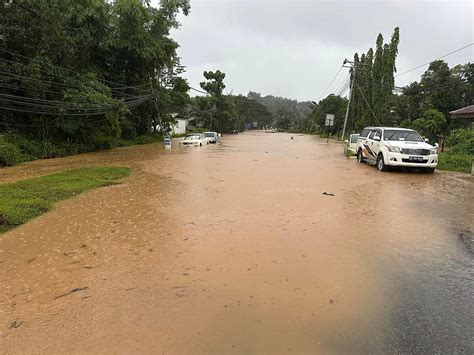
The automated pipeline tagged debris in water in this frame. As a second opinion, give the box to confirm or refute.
[9,320,23,329]
[54,287,88,300]
[329,299,334,304]
[322,192,335,197]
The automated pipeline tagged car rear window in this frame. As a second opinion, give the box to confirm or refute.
[350,135,359,143]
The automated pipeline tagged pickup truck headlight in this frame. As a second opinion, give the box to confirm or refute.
[430,148,437,154]
[385,144,401,153]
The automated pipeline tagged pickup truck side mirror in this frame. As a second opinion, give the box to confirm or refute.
[344,139,349,143]
[425,138,429,143]
[435,143,439,148]
[373,135,381,141]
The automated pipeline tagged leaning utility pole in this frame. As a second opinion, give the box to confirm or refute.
[149,73,162,133]
[341,59,356,140]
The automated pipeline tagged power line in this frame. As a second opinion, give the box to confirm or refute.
[316,65,343,102]
[189,86,209,95]
[0,93,152,116]
[391,79,469,93]
[0,105,113,116]
[0,93,116,109]
[0,50,152,93]
[395,42,474,78]
[355,84,381,126]
[335,75,351,97]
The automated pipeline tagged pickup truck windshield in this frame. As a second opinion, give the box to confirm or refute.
[384,130,423,142]
[204,133,215,137]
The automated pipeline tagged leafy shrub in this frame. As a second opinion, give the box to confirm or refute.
[446,129,474,155]
[5,133,44,159]
[438,153,472,173]
[0,139,26,166]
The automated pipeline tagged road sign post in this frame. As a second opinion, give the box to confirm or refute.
[325,114,334,143]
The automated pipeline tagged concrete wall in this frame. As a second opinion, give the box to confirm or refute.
[171,119,187,135]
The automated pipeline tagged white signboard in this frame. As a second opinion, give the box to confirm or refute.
[325,114,335,126]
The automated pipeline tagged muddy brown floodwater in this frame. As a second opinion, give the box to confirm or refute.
[1,132,473,354]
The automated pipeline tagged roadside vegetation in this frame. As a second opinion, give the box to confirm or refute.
[0,2,471,172]
[0,167,131,233]
[0,1,190,167]
[437,129,473,173]
[0,132,163,167]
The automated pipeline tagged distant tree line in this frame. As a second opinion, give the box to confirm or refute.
[188,71,273,132]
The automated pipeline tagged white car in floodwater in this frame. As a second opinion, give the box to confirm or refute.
[180,133,209,147]
[203,132,220,143]
[356,127,438,173]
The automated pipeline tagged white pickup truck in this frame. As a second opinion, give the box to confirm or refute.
[355,127,439,173]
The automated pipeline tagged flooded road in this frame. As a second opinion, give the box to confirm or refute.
[1,132,473,354]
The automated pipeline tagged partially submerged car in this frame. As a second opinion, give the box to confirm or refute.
[355,127,438,173]
[344,133,359,156]
[203,131,220,143]
[180,133,209,147]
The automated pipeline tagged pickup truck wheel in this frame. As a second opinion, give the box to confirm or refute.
[425,167,435,174]
[200,143,202,147]
[376,154,388,172]
[357,149,365,163]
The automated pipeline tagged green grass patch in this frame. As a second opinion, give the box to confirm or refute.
[437,153,473,174]
[119,132,163,146]
[0,166,131,233]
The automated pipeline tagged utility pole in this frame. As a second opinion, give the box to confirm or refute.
[149,73,162,134]
[341,59,356,140]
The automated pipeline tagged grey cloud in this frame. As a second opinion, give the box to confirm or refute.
[165,0,473,100]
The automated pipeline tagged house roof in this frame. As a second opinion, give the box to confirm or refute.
[449,105,474,119]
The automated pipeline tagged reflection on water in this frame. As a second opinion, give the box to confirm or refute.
[1,132,473,353]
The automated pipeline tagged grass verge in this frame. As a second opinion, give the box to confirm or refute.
[0,166,131,233]
[437,153,472,174]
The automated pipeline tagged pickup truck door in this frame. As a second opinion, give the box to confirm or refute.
[371,129,382,156]
[364,130,378,159]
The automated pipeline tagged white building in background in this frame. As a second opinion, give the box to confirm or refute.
[154,114,198,135]
[171,118,187,135]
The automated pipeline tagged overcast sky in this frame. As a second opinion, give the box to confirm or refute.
[164,0,473,101]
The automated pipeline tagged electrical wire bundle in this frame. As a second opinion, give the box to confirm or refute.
[0,49,154,120]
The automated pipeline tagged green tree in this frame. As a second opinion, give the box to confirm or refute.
[0,0,190,148]
[401,108,446,143]
[307,94,347,135]
[350,27,400,129]
[199,70,240,132]
[234,95,273,128]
